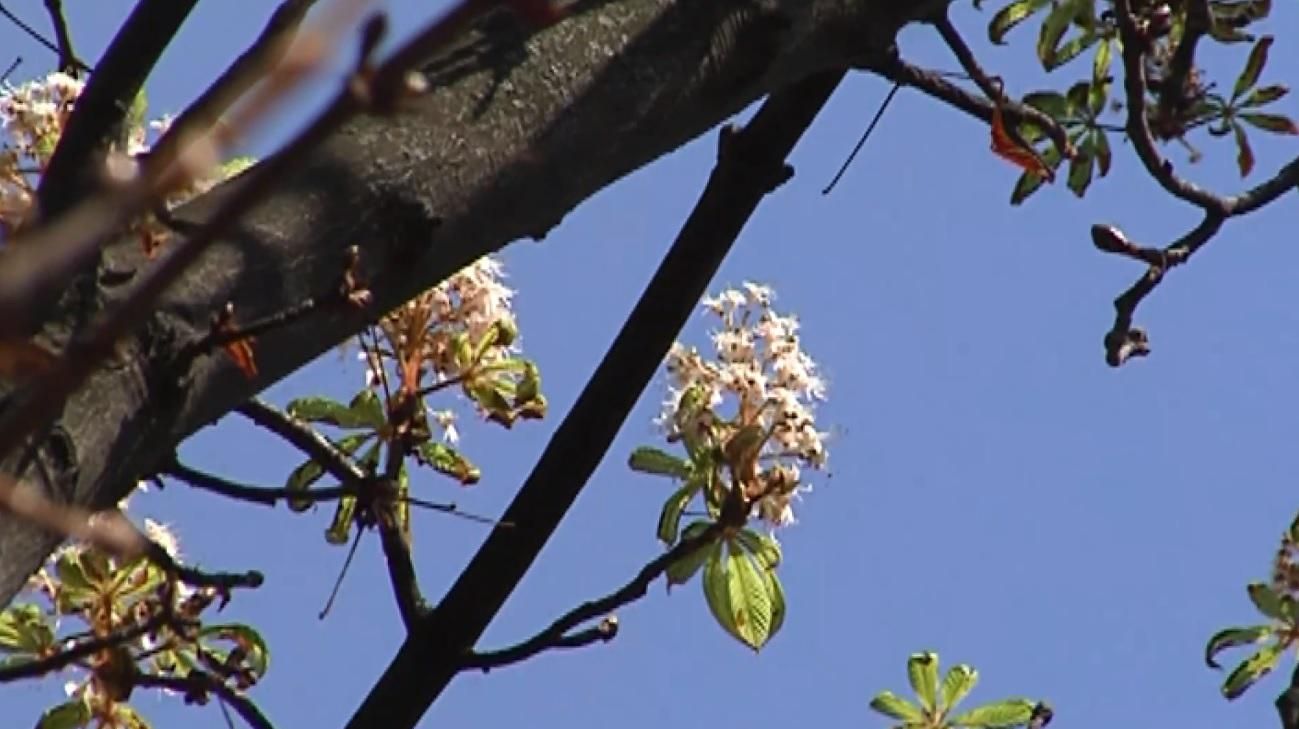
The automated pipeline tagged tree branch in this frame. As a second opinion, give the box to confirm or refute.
[0,1,89,73]
[136,671,275,729]
[235,398,367,485]
[462,524,721,672]
[0,611,167,682]
[344,68,845,729]
[42,0,80,74]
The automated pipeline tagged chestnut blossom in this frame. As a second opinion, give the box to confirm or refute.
[662,283,828,527]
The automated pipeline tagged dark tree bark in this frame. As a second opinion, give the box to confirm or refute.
[0,0,948,605]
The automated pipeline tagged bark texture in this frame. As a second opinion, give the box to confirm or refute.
[0,0,949,605]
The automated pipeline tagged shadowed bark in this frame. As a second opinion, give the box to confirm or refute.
[0,0,948,607]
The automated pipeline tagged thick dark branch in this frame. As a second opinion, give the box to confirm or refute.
[164,459,347,506]
[37,0,199,217]
[462,524,721,672]
[345,68,845,729]
[136,672,275,729]
[1278,665,1299,729]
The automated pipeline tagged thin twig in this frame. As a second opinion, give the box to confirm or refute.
[0,2,89,73]
[42,0,81,73]
[0,56,20,84]
[319,527,364,620]
[0,612,167,682]
[235,398,367,485]
[461,524,721,671]
[823,81,900,194]
[377,442,428,630]
[136,672,274,729]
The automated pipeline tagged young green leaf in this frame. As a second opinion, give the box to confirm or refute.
[284,431,371,511]
[762,567,786,639]
[1239,113,1299,134]
[200,623,271,678]
[1241,84,1289,108]
[666,523,718,588]
[0,603,53,656]
[1009,144,1062,205]
[629,447,692,479]
[35,700,92,729]
[869,690,926,723]
[988,0,1050,45]
[1093,37,1112,85]
[326,496,358,545]
[950,698,1037,727]
[287,395,369,429]
[1022,91,1069,120]
[1247,582,1288,620]
[1222,642,1285,699]
[111,703,150,729]
[417,442,481,485]
[908,651,941,712]
[1036,0,1086,70]
[1233,36,1273,101]
[702,540,780,650]
[1093,128,1112,176]
[657,481,699,545]
[734,527,782,570]
[1066,138,1095,197]
[345,389,386,430]
[942,664,980,712]
[1204,625,1273,669]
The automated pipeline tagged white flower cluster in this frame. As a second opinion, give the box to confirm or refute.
[662,282,828,527]
[363,256,517,443]
[0,72,83,233]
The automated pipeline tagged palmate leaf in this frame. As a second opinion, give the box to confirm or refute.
[0,603,54,656]
[950,698,1037,727]
[702,539,783,650]
[869,690,925,723]
[1036,0,1096,71]
[1241,84,1288,107]
[629,447,693,479]
[417,441,481,485]
[989,0,1050,45]
[1240,112,1299,134]
[1009,143,1064,205]
[1066,136,1095,197]
[284,431,372,512]
[1232,36,1273,101]
[942,664,980,712]
[286,390,384,430]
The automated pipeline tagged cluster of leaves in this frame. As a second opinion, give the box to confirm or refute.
[1,536,266,729]
[630,284,827,651]
[283,259,545,545]
[869,652,1049,729]
[979,0,1295,203]
[1204,513,1299,700]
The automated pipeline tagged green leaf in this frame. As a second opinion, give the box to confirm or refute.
[950,698,1037,727]
[217,156,257,180]
[734,528,782,570]
[200,623,271,678]
[1205,625,1273,669]
[35,700,91,729]
[666,522,718,588]
[287,395,373,429]
[0,603,53,655]
[869,691,926,723]
[657,482,698,545]
[1222,642,1285,699]
[112,704,150,729]
[1093,37,1112,85]
[417,442,481,485]
[908,651,940,711]
[629,447,692,479]
[1036,0,1081,69]
[1233,36,1273,101]
[516,360,541,405]
[1093,128,1112,176]
[762,567,786,639]
[345,389,386,430]
[1233,121,1255,177]
[1022,91,1069,119]
[1009,144,1062,205]
[1241,84,1288,107]
[942,664,980,712]
[1240,112,1299,134]
[702,539,780,650]
[285,432,371,511]
[988,0,1050,45]
[1066,137,1094,197]
[326,496,357,545]
[1247,582,1288,621]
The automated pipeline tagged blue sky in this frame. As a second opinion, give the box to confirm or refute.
[5,1,1299,728]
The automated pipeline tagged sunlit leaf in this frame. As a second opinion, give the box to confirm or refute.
[666,522,717,588]
[0,603,53,655]
[1205,625,1273,669]
[870,691,925,723]
[629,447,692,479]
[733,527,782,570]
[702,539,780,650]
[326,496,357,544]
[657,482,698,545]
[1239,112,1299,134]
[1232,36,1273,101]
[908,651,940,711]
[1093,37,1112,85]
[35,700,91,729]
[417,442,481,485]
[286,396,355,427]
[1247,581,1288,621]
[1222,642,1284,699]
[989,0,1050,45]
[112,703,150,729]
[942,664,980,712]
[950,698,1037,727]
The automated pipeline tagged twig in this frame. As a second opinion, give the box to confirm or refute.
[344,68,847,729]
[0,56,20,84]
[319,527,364,620]
[1097,214,1223,366]
[0,612,167,682]
[0,2,89,73]
[235,398,367,485]
[930,12,1073,159]
[822,81,900,194]
[42,0,81,74]
[136,672,275,729]
[461,524,721,672]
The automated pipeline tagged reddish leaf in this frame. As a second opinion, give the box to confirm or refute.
[1233,121,1255,177]
[991,105,1055,182]
[1239,113,1299,135]
[223,337,258,380]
